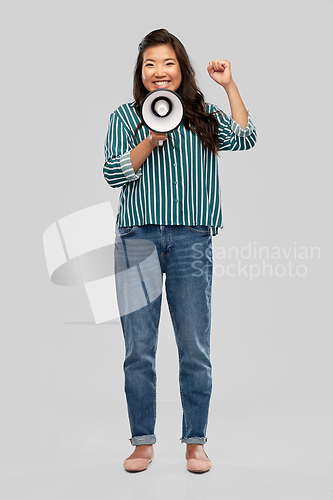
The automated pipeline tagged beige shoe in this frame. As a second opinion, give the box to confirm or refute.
[123,457,153,472]
[186,451,212,473]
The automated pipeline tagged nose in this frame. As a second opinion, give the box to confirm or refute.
[154,65,166,77]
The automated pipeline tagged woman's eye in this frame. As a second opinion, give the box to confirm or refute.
[145,63,174,67]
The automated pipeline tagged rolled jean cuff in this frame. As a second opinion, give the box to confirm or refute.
[180,436,207,444]
[129,434,156,446]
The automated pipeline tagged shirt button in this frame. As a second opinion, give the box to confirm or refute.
[174,181,177,184]
[175,199,178,203]
[173,164,176,167]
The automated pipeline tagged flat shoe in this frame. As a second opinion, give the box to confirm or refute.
[123,457,153,472]
[186,451,212,473]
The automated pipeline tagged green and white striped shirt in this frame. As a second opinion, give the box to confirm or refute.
[103,101,257,236]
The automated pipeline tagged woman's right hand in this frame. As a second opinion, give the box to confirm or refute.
[148,130,168,148]
[130,130,168,174]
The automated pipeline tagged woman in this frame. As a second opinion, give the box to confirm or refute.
[103,28,257,473]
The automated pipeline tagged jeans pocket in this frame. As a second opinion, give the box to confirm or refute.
[188,225,211,235]
[117,226,136,238]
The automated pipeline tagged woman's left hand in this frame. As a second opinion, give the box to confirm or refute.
[207,60,234,88]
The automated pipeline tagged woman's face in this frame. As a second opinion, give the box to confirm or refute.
[141,44,182,93]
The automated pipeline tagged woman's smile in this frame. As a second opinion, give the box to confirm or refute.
[153,80,171,88]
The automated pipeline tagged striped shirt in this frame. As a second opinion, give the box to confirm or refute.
[103,101,257,236]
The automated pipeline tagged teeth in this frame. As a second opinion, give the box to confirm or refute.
[154,81,170,85]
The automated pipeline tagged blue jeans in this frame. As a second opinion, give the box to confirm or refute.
[114,224,213,446]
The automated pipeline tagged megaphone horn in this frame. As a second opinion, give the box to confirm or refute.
[141,89,184,146]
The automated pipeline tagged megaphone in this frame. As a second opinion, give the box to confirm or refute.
[141,89,184,146]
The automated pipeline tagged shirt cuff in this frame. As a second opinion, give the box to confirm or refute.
[230,110,255,137]
[119,151,142,181]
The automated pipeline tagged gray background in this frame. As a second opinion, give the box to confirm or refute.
[1,0,332,498]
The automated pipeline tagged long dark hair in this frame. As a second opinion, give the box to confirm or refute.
[133,29,223,155]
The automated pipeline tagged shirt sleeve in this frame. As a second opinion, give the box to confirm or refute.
[103,109,143,188]
[211,104,257,151]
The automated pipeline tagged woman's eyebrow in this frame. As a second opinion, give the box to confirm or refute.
[144,58,176,62]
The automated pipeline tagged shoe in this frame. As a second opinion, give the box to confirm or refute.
[123,457,153,472]
[186,450,212,473]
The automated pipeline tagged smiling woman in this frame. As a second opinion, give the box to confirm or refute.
[103,28,257,474]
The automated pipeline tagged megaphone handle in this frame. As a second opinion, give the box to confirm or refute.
[158,140,163,146]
